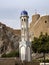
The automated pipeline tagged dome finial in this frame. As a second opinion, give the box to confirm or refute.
[21,10,28,16]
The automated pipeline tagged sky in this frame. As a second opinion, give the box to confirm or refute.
[0,0,49,29]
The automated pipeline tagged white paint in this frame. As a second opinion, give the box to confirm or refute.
[21,46,26,61]
[40,63,49,65]
[22,37,24,41]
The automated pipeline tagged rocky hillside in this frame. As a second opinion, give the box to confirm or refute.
[0,22,21,54]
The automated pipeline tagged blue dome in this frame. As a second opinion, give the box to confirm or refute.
[21,10,28,16]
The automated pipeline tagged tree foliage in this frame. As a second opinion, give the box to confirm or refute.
[32,33,49,53]
[1,50,19,58]
[32,33,49,63]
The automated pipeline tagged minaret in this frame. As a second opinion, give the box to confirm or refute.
[19,10,31,62]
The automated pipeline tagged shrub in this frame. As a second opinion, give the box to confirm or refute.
[1,50,19,58]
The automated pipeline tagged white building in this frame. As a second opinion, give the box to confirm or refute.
[19,10,31,62]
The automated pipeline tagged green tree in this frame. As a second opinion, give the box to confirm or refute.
[32,33,49,64]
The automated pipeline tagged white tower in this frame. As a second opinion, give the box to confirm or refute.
[19,10,31,62]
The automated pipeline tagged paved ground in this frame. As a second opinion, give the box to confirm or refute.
[0,58,40,65]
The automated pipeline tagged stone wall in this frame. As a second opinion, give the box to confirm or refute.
[29,14,49,40]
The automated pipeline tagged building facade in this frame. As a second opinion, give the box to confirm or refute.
[29,14,49,41]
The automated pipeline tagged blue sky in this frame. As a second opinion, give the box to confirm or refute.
[0,0,49,29]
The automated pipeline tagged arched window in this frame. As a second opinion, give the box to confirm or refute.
[22,19,23,21]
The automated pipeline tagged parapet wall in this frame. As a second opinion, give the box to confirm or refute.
[32,14,40,25]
